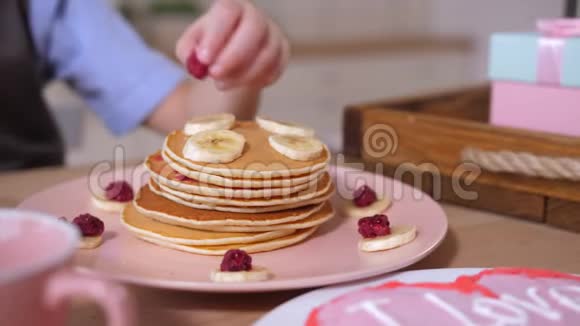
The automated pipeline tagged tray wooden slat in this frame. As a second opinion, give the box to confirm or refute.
[344,85,580,232]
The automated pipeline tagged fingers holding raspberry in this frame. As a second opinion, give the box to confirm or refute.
[175,0,289,89]
[175,1,242,66]
[220,23,289,90]
[210,5,268,78]
[196,0,244,64]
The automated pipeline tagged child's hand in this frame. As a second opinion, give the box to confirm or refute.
[176,0,290,90]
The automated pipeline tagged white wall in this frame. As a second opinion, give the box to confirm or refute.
[255,0,561,78]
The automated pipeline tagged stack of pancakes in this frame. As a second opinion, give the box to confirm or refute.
[122,121,334,255]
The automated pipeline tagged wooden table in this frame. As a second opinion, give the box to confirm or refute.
[2,166,580,326]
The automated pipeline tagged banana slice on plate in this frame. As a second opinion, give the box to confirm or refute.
[256,116,314,137]
[91,195,128,213]
[183,129,246,163]
[359,225,417,252]
[343,197,391,218]
[269,135,323,161]
[78,235,103,249]
[210,266,271,283]
[184,113,236,135]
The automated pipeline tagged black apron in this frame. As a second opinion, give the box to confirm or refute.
[0,0,64,170]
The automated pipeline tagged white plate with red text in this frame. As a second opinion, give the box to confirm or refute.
[18,165,447,292]
[256,268,483,325]
[256,267,580,325]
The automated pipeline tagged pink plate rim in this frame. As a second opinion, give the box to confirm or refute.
[18,165,448,292]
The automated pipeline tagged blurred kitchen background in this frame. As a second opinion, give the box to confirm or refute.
[46,0,570,166]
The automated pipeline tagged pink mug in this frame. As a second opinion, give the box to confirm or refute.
[0,209,136,326]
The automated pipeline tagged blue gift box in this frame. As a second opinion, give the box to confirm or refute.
[488,32,580,88]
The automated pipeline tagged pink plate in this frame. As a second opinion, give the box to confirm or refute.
[18,165,447,292]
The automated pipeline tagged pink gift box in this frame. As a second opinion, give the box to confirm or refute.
[490,81,580,137]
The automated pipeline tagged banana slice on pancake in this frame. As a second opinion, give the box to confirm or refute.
[210,266,271,283]
[183,129,245,163]
[269,135,323,161]
[256,116,314,137]
[183,113,235,135]
[359,225,417,252]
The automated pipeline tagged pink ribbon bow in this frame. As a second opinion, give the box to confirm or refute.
[537,18,580,37]
[535,19,580,85]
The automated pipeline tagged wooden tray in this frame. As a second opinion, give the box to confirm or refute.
[343,85,580,232]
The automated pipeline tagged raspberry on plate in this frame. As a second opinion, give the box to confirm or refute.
[91,181,133,213]
[72,214,105,249]
[105,181,134,202]
[358,214,391,238]
[343,185,391,219]
[72,213,105,237]
[220,249,252,272]
[211,249,271,282]
[353,185,377,207]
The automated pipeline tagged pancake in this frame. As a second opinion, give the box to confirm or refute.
[134,226,319,256]
[121,204,295,245]
[162,151,327,188]
[163,121,330,179]
[146,152,319,198]
[137,183,332,225]
[157,172,331,207]
[149,179,335,214]
[135,185,334,231]
[193,204,333,232]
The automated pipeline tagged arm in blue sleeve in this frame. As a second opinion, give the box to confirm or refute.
[29,0,186,135]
